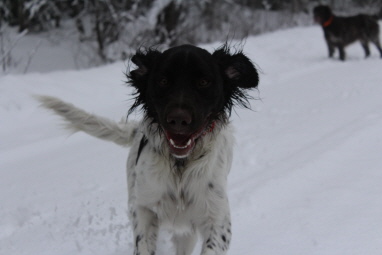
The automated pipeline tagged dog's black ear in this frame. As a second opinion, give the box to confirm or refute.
[129,49,161,86]
[127,48,161,116]
[212,45,259,114]
[212,46,259,89]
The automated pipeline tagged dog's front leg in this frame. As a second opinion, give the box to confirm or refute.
[338,45,346,61]
[327,42,335,58]
[200,214,232,255]
[132,206,158,255]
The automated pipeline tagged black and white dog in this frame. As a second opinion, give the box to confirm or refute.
[39,44,259,255]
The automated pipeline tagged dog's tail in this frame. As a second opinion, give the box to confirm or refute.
[36,95,138,147]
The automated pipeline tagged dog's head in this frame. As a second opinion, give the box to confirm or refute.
[127,44,258,158]
[313,5,333,24]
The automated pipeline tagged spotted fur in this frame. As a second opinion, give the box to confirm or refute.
[38,44,259,255]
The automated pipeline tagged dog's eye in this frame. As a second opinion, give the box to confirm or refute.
[198,79,211,88]
[159,78,168,87]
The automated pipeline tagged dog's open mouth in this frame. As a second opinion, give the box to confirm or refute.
[164,122,214,158]
[165,132,198,158]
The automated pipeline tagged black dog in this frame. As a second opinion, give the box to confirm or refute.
[313,5,382,61]
[39,44,259,255]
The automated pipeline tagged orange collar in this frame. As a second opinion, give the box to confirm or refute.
[323,16,333,27]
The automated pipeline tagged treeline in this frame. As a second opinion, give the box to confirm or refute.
[1,0,381,66]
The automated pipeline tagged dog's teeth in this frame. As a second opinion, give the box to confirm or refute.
[169,138,192,149]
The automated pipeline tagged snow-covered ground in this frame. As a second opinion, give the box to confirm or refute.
[1,25,382,255]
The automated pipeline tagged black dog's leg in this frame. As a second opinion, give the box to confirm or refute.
[371,38,382,58]
[327,42,335,58]
[338,45,346,61]
[360,40,371,58]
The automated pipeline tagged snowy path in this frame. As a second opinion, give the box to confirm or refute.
[1,25,382,255]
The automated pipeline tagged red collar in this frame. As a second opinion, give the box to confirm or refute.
[203,121,216,136]
[323,16,333,27]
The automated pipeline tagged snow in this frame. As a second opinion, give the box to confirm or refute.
[2,27,79,74]
[1,24,382,255]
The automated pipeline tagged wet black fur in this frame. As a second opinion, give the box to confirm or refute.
[313,5,382,61]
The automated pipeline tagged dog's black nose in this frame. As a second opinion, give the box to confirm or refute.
[166,108,192,131]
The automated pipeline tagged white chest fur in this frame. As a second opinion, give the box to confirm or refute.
[128,124,234,233]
